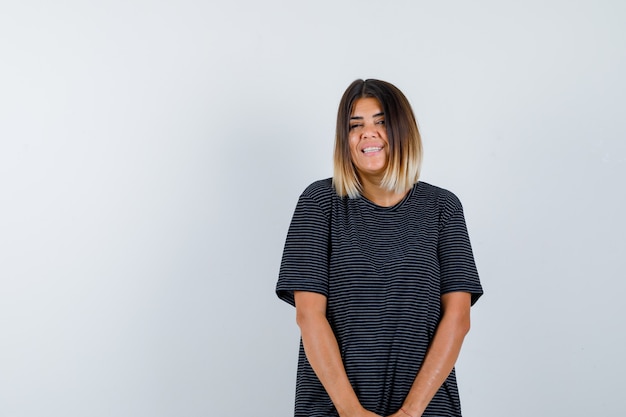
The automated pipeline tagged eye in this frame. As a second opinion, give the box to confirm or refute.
[349,123,362,130]
[376,119,385,125]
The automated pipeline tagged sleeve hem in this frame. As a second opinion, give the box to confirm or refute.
[441,288,483,306]
[276,286,329,307]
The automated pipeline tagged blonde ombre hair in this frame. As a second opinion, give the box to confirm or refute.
[333,79,423,198]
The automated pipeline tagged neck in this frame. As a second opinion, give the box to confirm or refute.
[360,181,410,207]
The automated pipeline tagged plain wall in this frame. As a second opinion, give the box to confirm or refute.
[1,1,624,416]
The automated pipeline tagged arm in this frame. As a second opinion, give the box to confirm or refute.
[389,292,472,417]
[294,291,381,417]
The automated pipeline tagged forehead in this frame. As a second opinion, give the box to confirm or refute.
[350,97,383,117]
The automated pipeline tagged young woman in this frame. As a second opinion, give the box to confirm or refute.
[277,79,483,417]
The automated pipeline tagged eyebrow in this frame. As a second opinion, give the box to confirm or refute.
[350,112,385,120]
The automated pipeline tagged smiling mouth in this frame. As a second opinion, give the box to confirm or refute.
[362,147,382,154]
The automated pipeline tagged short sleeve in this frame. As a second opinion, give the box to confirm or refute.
[276,193,331,307]
[438,195,483,305]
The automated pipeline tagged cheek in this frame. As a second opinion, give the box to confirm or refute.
[348,138,359,154]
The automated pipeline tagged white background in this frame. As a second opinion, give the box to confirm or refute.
[1,1,625,416]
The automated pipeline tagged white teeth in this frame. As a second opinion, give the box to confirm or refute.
[363,147,382,153]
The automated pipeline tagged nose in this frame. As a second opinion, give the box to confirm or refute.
[361,122,379,139]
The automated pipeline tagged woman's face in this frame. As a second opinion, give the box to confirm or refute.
[348,97,389,182]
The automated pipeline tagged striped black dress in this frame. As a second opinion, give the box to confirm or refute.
[276,178,483,417]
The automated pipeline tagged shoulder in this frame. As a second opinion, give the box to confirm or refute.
[415,182,467,230]
[299,178,336,208]
[301,178,334,198]
[289,178,337,220]
[416,181,463,210]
